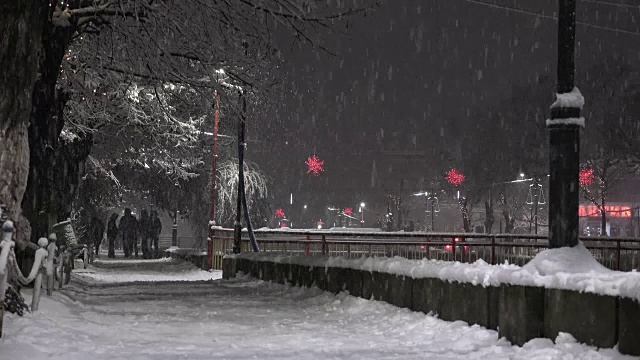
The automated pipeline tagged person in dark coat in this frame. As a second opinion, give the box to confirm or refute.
[107,213,119,258]
[90,216,105,257]
[120,208,139,258]
[139,209,151,259]
[151,210,162,258]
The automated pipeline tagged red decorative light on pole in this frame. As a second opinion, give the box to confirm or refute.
[445,168,465,186]
[275,208,285,218]
[343,207,353,216]
[305,155,325,176]
[579,167,594,187]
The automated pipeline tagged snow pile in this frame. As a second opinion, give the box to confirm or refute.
[521,243,610,275]
[550,87,585,109]
[75,257,221,283]
[233,242,640,300]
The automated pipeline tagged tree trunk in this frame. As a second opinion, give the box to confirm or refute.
[460,197,471,232]
[600,197,607,236]
[0,0,49,247]
[484,197,495,234]
[22,20,85,242]
[503,210,515,233]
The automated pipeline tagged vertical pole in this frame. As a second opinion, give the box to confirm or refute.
[430,196,435,232]
[233,93,243,254]
[533,183,539,235]
[548,0,581,248]
[31,271,43,311]
[490,236,496,265]
[208,91,221,267]
[171,212,178,247]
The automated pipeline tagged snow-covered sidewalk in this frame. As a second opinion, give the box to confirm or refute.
[1,258,634,359]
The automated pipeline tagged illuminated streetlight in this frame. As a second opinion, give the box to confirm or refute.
[520,173,525,178]
[303,205,307,209]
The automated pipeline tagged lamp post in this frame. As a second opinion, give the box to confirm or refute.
[359,202,365,227]
[548,0,581,248]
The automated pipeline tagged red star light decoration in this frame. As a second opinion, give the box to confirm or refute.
[275,208,285,218]
[579,168,595,187]
[305,155,324,176]
[343,207,353,216]
[445,168,465,186]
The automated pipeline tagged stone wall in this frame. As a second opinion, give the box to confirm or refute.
[222,256,640,356]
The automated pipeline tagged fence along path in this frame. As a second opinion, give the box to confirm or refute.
[0,220,88,337]
[208,228,640,271]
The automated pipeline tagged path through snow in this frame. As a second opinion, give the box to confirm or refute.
[2,258,634,359]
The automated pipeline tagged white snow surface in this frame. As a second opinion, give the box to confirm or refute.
[550,87,585,109]
[235,242,640,300]
[545,117,586,127]
[3,258,632,360]
[73,257,222,283]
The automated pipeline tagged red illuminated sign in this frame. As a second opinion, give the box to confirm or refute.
[578,205,632,218]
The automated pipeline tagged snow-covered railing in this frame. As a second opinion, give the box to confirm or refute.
[0,220,89,337]
[208,228,640,271]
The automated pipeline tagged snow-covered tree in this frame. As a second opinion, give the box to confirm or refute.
[22,0,375,244]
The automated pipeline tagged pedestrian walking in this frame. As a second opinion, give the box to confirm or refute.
[120,208,139,258]
[151,210,162,258]
[140,209,152,259]
[90,216,105,258]
[107,213,118,258]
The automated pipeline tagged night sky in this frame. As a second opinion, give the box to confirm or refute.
[250,0,640,225]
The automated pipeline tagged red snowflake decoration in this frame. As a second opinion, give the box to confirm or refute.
[305,155,325,176]
[445,168,465,187]
[275,208,285,218]
[579,168,595,187]
[343,207,353,216]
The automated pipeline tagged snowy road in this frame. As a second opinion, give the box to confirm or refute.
[2,258,634,360]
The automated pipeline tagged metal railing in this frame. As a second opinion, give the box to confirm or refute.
[208,228,640,271]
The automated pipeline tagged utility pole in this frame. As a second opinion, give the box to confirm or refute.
[207,91,221,267]
[430,195,435,232]
[232,92,245,254]
[233,90,259,254]
[548,0,582,248]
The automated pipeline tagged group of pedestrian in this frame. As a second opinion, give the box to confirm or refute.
[92,208,162,259]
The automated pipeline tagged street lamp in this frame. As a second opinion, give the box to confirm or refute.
[359,202,365,227]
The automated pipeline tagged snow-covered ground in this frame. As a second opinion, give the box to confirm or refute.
[74,257,221,283]
[2,258,633,359]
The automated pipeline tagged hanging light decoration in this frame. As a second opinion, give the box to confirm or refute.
[579,167,594,187]
[305,155,325,176]
[275,208,285,218]
[445,168,465,186]
[343,207,353,216]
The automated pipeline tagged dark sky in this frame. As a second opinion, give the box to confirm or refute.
[251,0,640,224]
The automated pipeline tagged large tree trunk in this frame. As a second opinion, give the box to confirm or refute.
[0,0,49,247]
[22,19,89,242]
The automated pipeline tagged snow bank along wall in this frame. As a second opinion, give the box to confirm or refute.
[222,254,640,356]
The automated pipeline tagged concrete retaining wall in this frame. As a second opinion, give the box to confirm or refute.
[223,256,639,356]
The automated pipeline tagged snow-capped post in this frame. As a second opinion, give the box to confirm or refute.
[57,246,65,289]
[0,221,15,338]
[46,233,57,295]
[547,0,582,248]
[31,237,49,312]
